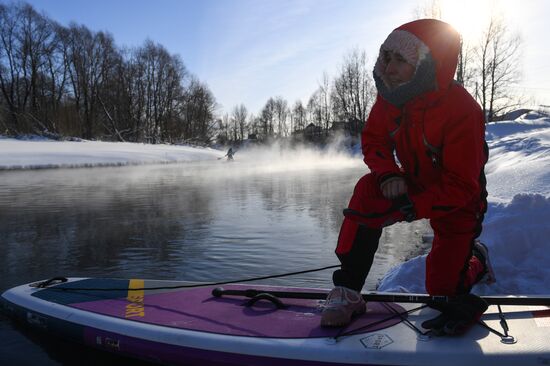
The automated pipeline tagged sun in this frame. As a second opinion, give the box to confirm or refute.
[439,0,493,42]
[438,0,520,42]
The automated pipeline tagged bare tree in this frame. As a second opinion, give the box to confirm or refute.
[474,15,522,121]
[231,104,248,142]
[0,3,57,133]
[179,76,217,143]
[291,100,306,132]
[273,96,289,137]
[246,113,258,138]
[131,40,186,142]
[40,22,71,134]
[331,48,375,129]
[456,37,478,88]
[97,46,132,141]
[259,97,276,139]
[216,113,230,145]
[62,24,120,139]
[307,90,322,128]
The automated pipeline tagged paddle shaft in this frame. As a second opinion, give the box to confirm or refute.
[212,287,550,306]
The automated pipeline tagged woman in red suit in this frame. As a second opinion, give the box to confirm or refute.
[321,19,495,336]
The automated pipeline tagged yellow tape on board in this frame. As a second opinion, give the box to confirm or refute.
[126,279,145,318]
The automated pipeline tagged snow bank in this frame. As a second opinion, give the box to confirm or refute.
[379,194,550,295]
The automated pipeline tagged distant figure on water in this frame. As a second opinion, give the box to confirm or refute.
[225,147,235,161]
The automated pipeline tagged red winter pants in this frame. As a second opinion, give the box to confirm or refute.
[334,173,485,295]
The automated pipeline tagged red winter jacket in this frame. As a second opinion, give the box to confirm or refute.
[363,20,487,220]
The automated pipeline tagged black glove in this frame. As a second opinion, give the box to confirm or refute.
[422,294,489,336]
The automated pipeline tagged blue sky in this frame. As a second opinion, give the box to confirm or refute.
[21,0,550,115]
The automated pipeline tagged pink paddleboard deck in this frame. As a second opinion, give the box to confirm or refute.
[32,279,405,338]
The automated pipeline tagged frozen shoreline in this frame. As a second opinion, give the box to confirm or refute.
[0,138,223,170]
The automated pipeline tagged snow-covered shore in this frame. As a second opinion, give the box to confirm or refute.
[0,138,223,169]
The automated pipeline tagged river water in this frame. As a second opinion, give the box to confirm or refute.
[0,150,430,365]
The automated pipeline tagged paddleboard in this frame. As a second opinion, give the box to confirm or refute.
[2,277,550,365]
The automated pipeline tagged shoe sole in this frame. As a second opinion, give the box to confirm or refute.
[475,241,496,284]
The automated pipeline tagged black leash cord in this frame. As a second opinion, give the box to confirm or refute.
[381,302,430,337]
[42,264,341,292]
[334,305,426,340]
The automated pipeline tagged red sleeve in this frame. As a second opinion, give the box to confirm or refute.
[361,97,401,183]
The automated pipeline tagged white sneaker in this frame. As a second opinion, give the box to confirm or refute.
[320,286,366,327]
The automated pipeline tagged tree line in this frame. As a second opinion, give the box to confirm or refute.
[217,48,376,145]
[1,1,524,146]
[0,2,217,143]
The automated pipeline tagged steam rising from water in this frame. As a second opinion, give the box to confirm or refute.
[0,141,366,204]
[216,141,363,176]
[0,136,365,183]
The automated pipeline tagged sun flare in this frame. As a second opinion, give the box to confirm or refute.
[440,0,492,41]
[439,0,519,42]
